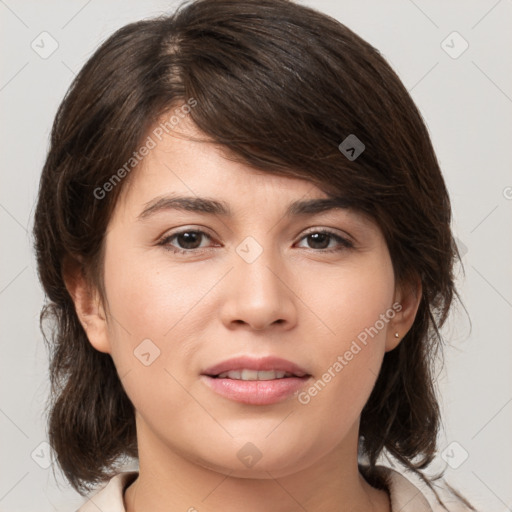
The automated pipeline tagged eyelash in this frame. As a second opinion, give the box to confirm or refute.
[157,228,354,255]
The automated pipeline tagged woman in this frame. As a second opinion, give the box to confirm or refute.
[33,0,474,510]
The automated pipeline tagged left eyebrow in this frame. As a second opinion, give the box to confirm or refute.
[287,197,353,216]
[137,194,353,221]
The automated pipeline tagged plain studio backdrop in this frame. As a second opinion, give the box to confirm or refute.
[1,1,511,511]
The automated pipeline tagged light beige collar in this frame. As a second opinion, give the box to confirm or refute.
[76,467,433,512]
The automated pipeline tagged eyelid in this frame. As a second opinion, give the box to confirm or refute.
[156,225,215,242]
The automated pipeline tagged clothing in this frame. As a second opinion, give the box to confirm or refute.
[76,467,439,512]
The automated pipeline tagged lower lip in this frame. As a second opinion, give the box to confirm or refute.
[201,375,311,405]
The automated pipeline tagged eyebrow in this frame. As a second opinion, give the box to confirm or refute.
[137,194,353,221]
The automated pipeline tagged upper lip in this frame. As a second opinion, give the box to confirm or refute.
[202,356,310,378]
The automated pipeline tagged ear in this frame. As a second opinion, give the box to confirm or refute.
[385,276,422,352]
[62,256,111,354]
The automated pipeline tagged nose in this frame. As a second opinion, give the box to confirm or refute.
[219,243,297,332]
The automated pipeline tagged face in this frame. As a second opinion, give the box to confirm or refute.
[77,119,416,479]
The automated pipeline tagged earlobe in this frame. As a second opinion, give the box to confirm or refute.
[385,278,422,352]
[62,256,111,354]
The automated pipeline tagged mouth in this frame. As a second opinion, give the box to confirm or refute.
[210,369,305,380]
[201,356,311,405]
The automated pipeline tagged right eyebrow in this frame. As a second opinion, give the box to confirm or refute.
[137,196,232,220]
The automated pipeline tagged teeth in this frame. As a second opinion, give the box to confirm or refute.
[217,370,291,380]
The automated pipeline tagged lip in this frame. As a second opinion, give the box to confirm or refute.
[201,356,311,405]
[202,356,309,378]
[201,375,310,405]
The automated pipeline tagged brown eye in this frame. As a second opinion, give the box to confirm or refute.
[159,229,213,254]
[306,232,331,249]
[174,231,204,250]
[297,230,354,252]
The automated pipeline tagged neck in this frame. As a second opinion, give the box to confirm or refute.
[124,417,390,512]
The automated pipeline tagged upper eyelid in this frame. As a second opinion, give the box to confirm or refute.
[300,226,351,238]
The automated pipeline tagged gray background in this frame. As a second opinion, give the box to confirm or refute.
[1,0,511,510]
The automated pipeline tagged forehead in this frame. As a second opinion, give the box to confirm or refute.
[109,118,377,238]
[113,119,332,215]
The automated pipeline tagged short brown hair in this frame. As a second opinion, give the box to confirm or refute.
[34,0,459,500]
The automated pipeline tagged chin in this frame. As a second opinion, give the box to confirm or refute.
[187,437,319,479]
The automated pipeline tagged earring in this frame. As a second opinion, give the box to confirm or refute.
[394,332,400,338]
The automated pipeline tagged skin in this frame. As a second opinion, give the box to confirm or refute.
[67,117,421,512]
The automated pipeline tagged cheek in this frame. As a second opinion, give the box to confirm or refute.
[301,253,395,350]
[296,256,395,414]
[102,242,210,345]
[100,247,205,425]
[100,241,226,408]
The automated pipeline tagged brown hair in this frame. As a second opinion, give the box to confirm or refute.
[34,0,463,503]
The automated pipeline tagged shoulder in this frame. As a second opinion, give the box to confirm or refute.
[75,472,138,512]
[375,466,475,512]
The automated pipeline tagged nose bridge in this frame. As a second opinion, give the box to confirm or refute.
[237,237,280,293]
[222,234,295,330]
